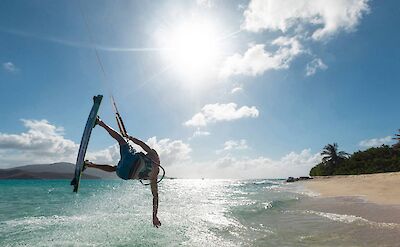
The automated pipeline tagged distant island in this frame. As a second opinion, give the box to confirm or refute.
[309,129,400,176]
[0,162,175,180]
[0,162,117,179]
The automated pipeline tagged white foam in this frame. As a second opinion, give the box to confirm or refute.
[262,201,273,209]
[253,179,283,185]
[280,182,320,197]
[304,210,400,229]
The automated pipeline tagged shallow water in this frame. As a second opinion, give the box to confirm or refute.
[0,179,399,246]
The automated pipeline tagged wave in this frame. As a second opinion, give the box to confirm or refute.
[277,182,320,197]
[251,179,285,186]
[302,210,400,229]
[229,197,300,219]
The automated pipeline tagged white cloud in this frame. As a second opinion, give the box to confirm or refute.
[184,103,259,127]
[196,0,214,8]
[146,136,192,166]
[170,148,321,179]
[359,136,393,148]
[217,139,249,154]
[220,37,303,78]
[306,58,327,76]
[0,120,321,178]
[280,149,321,167]
[86,144,120,165]
[86,136,193,167]
[0,119,78,167]
[214,148,321,178]
[2,62,19,72]
[224,139,249,150]
[0,119,76,153]
[231,86,243,94]
[241,0,370,40]
[0,119,193,169]
[86,137,192,168]
[238,4,246,11]
[219,0,369,79]
[192,129,211,138]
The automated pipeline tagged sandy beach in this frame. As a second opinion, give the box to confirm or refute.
[298,172,400,230]
[304,172,400,205]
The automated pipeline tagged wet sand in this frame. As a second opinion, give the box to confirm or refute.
[297,175,400,246]
[294,196,400,246]
[296,196,400,224]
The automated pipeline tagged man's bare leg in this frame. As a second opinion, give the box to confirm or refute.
[97,117,126,145]
[85,161,116,172]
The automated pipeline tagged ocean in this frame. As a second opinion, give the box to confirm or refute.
[1,179,399,246]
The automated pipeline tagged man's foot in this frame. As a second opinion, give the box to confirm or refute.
[83,160,94,171]
[93,116,101,128]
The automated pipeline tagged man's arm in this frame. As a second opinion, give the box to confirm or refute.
[151,179,161,228]
[128,136,152,153]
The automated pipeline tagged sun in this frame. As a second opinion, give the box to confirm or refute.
[157,18,223,83]
[169,22,219,72]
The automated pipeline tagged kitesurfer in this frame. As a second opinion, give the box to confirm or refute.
[85,117,162,228]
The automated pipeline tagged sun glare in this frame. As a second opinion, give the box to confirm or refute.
[171,23,219,71]
[158,19,223,83]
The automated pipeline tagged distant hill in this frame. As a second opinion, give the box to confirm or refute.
[0,162,118,179]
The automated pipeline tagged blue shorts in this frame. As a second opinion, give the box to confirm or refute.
[116,144,140,180]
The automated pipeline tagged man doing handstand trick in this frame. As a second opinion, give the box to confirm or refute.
[85,117,161,228]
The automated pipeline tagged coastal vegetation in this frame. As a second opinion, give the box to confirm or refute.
[310,130,400,176]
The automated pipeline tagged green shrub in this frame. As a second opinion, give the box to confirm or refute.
[309,145,400,176]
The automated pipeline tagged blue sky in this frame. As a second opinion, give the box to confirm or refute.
[0,0,399,178]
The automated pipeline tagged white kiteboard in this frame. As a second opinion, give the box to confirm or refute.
[71,95,103,192]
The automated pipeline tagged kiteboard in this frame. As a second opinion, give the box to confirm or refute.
[70,95,103,192]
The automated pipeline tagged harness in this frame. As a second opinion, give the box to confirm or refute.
[138,154,166,185]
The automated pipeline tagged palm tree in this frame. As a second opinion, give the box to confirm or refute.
[393,129,400,149]
[321,143,349,165]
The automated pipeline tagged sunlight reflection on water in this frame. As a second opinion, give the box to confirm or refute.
[1,179,400,246]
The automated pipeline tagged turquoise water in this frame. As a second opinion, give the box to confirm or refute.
[1,179,399,246]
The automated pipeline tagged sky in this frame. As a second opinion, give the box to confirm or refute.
[0,0,399,178]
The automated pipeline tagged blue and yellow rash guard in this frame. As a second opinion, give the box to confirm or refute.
[116,144,153,180]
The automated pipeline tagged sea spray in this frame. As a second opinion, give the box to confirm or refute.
[1,179,400,246]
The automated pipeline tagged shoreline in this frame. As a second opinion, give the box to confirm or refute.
[296,173,400,226]
[302,172,400,205]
